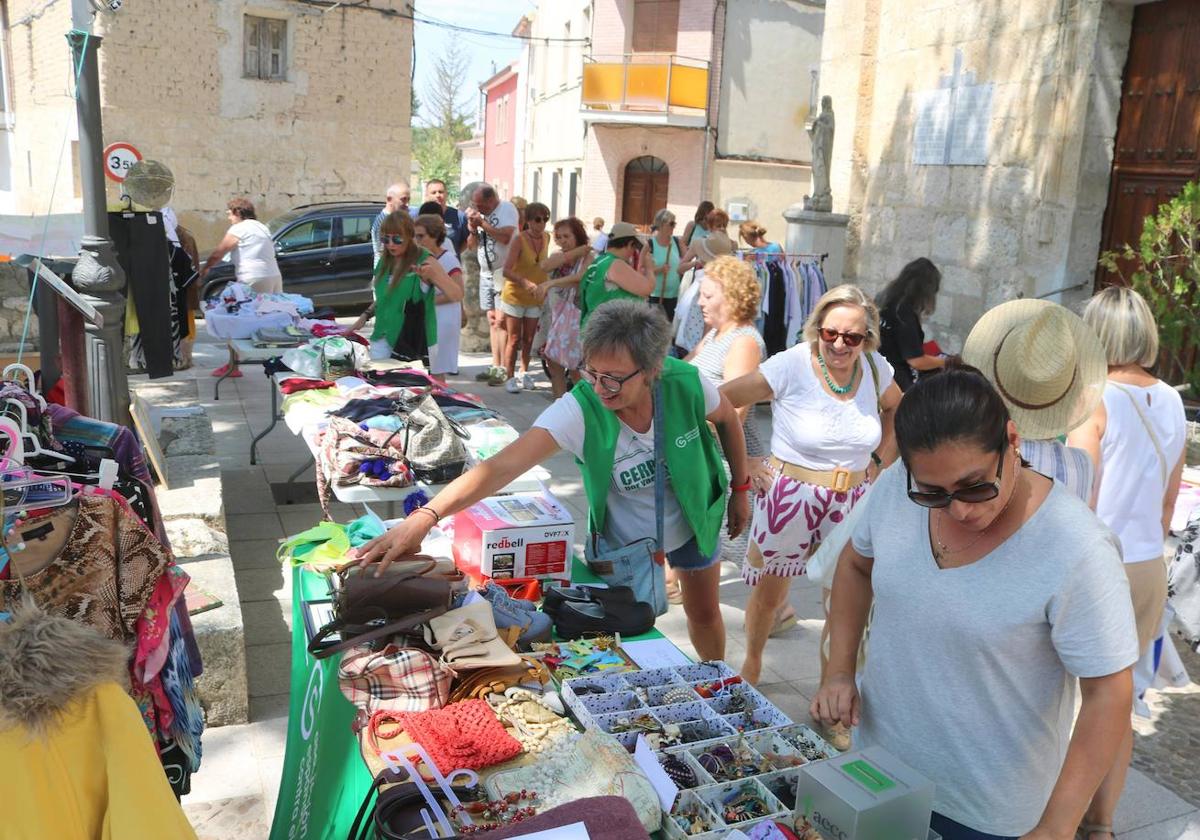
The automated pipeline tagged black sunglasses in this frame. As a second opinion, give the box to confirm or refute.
[580,366,642,395]
[818,327,867,348]
[381,235,406,246]
[528,216,549,223]
[906,441,1007,508]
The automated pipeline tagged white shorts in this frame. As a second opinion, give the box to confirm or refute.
[247,275,283,294]
[499,300,542,319]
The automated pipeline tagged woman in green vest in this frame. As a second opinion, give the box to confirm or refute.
[349,211,462,360]
[577,222,654,326]
[355,299,752,662]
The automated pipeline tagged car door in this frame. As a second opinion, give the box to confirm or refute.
[330,212,379,307]
[273,215,335,302]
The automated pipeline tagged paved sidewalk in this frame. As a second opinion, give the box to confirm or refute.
[175,332,1200,839]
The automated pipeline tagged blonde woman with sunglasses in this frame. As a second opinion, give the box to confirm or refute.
[721,285,903,687]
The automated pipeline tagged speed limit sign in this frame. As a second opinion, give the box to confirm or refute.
[103,142,142,182]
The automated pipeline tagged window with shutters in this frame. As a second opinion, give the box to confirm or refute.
[244,15,287,81]
[632,0,679,54]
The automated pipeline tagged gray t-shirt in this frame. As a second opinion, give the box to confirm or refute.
[850,464,1138,835]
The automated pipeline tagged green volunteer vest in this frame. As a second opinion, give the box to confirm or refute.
[578,252,641,327]
[371,249,437,349]
[571,356,728,558]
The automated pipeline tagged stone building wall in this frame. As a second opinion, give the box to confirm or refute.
[818,0,1134,351]
[94,0,413,247]
[0,263,37,348]
[4,0,411,247]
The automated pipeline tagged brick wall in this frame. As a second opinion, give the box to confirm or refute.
[580,124,706,225]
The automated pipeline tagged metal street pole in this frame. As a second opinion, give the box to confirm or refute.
[66,0,130,426]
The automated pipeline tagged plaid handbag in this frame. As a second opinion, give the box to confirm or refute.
[339,643,453,717]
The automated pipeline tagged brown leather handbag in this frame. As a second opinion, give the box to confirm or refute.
[308,556,463,659]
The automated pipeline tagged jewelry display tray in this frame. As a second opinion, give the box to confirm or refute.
[558,661,838,838]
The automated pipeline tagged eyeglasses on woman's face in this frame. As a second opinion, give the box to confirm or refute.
[579,365,643,395]
[906,442,1007,508]
[528,215,549,224]
[381,235,406,246]
[817,327,867,348]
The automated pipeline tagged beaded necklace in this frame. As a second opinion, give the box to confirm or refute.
[817,351,858,395]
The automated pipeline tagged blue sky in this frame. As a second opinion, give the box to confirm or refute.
[411,0,534,129]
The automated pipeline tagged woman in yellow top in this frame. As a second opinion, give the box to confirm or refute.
[500,201,551,394]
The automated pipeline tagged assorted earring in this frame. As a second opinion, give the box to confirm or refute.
[672,799,715,835]
[695,740,770,782]
[785,731,833,762]
[660,753,699,789]
[720,782,771,824]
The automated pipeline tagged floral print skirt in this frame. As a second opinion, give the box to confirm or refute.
[742,473,867,585]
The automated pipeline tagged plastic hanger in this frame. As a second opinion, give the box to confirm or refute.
[1,399,75,465]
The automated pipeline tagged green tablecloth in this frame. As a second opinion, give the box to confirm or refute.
[269,560,667,840]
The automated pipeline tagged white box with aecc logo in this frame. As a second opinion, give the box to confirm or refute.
[452,490,574,585]
[794,746,934,840]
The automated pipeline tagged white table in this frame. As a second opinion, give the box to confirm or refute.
[214,338,300,402]
[203,307,294,341]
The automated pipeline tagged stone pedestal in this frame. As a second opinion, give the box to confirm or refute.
[783,205,850,288]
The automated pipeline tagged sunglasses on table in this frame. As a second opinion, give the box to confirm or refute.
[818,327,868,347]
[579,366,642,395]
[905,442,1007,508]
[380,235,406,246]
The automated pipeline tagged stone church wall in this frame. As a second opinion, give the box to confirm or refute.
[819,0,1134,350]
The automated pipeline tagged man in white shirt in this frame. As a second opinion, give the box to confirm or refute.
[371,182,412,264]
[466,184,518,385]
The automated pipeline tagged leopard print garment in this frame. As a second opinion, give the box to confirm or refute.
[0,495,170,643]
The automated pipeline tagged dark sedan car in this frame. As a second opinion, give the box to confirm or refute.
[200,201,384,309]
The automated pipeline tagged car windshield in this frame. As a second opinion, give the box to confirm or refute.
[266,211,305,236]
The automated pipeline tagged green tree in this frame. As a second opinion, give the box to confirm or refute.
[1099,180,1200,396]
[413,52,474,196]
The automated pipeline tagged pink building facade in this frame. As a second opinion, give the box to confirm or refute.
[481,63,519,199]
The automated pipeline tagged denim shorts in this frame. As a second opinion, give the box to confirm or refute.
[479,271,498,311]
[667,537,720,572]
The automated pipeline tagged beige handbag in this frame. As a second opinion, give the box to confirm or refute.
[427,600,521,671]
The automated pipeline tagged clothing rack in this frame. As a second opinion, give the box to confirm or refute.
[740,251,828,265]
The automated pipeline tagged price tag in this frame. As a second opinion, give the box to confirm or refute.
[103,142,142,182]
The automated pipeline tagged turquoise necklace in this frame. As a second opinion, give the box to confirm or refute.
[817,352,858,395]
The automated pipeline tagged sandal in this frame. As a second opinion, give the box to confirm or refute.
[1077,825,1115,840]
[769,605,798,637]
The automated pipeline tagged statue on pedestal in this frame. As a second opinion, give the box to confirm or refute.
[804,95,835,213]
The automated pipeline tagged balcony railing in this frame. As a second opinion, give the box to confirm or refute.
[581,54,709,116]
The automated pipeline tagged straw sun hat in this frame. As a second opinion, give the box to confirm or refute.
[962,299,1107,441]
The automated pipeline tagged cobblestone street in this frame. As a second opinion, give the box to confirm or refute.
[1134,638,1200,811]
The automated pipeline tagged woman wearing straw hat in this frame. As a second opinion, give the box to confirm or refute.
[1066,286,1187,840]
[962,299,1108,503]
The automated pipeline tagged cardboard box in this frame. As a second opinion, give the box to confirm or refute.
[452,491,574,585]
[794,747,934,840]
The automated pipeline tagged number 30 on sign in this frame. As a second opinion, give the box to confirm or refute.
[103,142,142,182]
